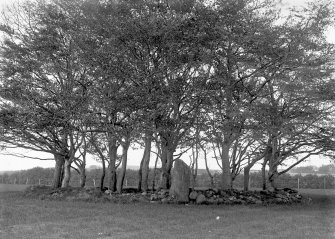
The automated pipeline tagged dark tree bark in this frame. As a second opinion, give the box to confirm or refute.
[159,139,175,189]
[243,166,251,191]
[152,142,161,191]
[138,131,152,192]
[268,165,279,190]
[117,140,130,193]
[203,147,214,188]
[261,158,267,190]
[137,156,144,191]
[220,142,232,190]
[100,157,106,191]
[79,168,86,188]
[107,135,118,192]
[52,154,64,188]
[61,159,71,188]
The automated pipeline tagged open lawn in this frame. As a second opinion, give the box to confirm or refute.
[0,184,30,192]
[0,188,334,239]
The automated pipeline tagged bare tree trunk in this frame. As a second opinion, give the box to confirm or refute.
[141,132,152,192]
[137,156,144,191]
[159,142,174,190]
[152,144,160,191]
[100,157,106,191]
[117,141,130,193]
[261,158,267,190]
[190,163,198,190]
[107,135,118,192]
[268,165,279,190]
[220,143,232,190]
[138,130,152,192]
[52,154,64,188]
[79,168,86,188]
[61,159,71,188]
[190,148,198,190]
[243,166,251,191]
[202,146,214,188]
[268,144,279,191]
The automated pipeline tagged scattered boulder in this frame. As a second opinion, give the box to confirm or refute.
[189,191,198,200]
[169,159,191,203]
[196,194,207,204]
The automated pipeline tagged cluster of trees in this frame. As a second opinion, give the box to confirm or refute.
[1,167,334,189]
[0,0,335,192]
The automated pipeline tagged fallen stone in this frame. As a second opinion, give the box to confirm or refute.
[189,191,198,200]
[205,189,216,198]
[196,194,207,204]
[220,191,229,197]
[207,198,216,204]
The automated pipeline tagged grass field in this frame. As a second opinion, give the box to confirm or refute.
[0,184,30,192]
[1,187,334,239]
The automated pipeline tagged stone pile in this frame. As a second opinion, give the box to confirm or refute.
[150,187,303,205]
[24,185,304,205]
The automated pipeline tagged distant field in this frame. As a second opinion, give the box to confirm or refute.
[1,188,335,239]
[0,184,30,192]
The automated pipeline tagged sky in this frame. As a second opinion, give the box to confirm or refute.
[0,0,334,171]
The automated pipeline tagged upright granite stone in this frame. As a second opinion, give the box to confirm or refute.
[169,159,191,203]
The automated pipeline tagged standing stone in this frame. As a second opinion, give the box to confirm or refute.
[169,159,191,203]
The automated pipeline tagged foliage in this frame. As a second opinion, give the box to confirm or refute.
[0,0,335,190]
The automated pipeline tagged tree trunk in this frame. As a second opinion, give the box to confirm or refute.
[152,147,160,191]
[79,168,86,188]
[261,159,267,190]
[107,135,118,192]
[159,141,174,190]
[243,166,251,191]
[190,146,199,190]
[100,157,106,191]
[61,159,71,188]
[117,141,130,193]
[268,165,279,190]
[52,154,64,188]
[137,157,144,192]
[268,146,279,191]
[138,131,152,192]
[203,147,214,188]
[220,143,232,190]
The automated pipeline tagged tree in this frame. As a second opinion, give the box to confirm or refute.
[251,0,335,188]
[0,0,92,188]
[195,0,284,189]
[94,0,209,190]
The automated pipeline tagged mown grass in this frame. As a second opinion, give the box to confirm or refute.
[0,189,334,239]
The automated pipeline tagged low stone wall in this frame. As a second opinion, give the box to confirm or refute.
[24,185,305,205]
[150,188,303,205]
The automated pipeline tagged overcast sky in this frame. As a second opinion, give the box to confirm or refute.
[0,0,333,171]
